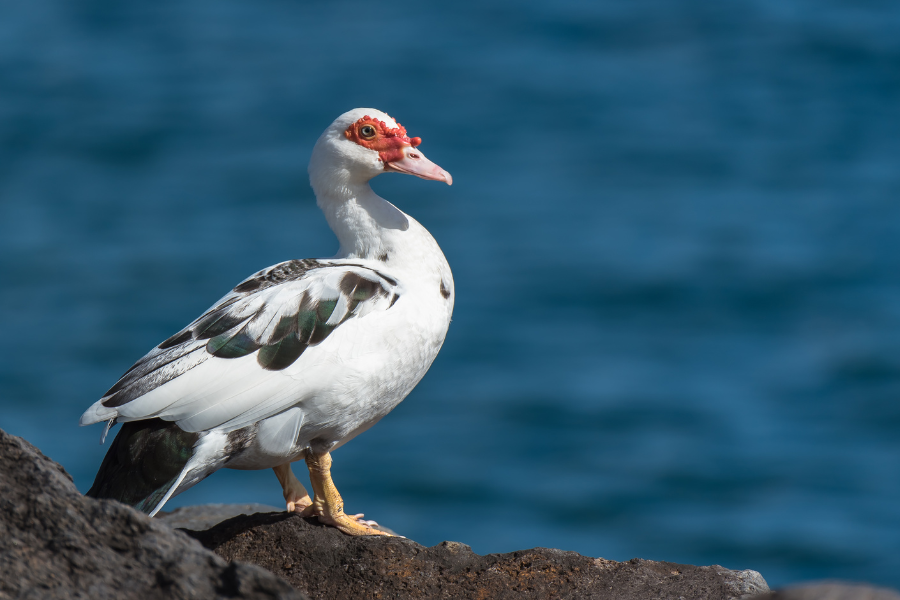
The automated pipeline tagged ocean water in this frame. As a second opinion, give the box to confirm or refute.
[2,0,900,590]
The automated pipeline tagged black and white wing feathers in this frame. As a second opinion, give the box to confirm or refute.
[81,259,400,428]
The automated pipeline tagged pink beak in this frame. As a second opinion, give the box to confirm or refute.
[384,148,453,185]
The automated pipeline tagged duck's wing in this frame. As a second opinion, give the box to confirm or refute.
[80,258,400,433]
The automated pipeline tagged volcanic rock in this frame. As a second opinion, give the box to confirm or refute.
[0,425,774,600]
[757,582,900,600]
[188,510,769,600]
[0,428,304,600]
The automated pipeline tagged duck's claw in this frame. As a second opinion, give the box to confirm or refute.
[302,452,394,537]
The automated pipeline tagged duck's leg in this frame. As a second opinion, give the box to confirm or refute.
[272,463,312,513]
[298,451,391,536]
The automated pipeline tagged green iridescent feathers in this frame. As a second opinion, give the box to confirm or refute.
[99,261,398,411]
[202,271,391,370]
[86,419,199,513]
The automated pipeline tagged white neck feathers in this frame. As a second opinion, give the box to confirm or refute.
[313,182,410,260]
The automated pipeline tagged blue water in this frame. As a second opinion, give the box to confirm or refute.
[2,0,900,590]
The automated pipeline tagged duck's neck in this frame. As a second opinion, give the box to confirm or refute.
[313,180,411,261]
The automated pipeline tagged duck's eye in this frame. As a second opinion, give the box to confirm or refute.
[359,125,377,139]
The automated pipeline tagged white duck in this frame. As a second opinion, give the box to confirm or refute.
[81,108,454,536]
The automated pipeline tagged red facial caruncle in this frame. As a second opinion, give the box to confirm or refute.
[344,115,422,166]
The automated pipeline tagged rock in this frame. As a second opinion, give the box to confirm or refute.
[187,510,770,600]
[158,502,398,536]
[0,428,306,600]
[157,503,284,531]
[756,582,900,600]
[0,426,775,600]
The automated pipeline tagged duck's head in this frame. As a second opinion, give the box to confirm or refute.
[309,108,452,193]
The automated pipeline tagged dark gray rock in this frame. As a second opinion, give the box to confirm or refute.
[157,503,284,531]
[0,428,305,600]
[188,510,770,600]
[756,582,900,600]
[0,426,776,600]
[159,503,399,536]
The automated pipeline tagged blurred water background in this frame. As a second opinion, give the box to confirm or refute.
[2,0,900,589]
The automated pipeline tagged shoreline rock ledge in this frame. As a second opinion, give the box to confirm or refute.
[187,510,768,599]
[1,427,770,599]
[0,428,304,600]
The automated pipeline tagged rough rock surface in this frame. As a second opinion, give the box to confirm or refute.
[9,432,899,600]
[188,510,769,600]
[757,582,900,600]
[0,426,778,600]
[158,503,283,531]
[0,428,305,600]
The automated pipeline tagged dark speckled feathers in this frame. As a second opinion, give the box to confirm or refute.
[231,259,321,294]
[100,260,399,409]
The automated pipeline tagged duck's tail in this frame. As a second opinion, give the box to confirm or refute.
[86,419,201,516]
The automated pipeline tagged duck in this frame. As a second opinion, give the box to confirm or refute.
[80,108,454,536]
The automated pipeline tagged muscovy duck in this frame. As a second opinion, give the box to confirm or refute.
[81,108,454,536]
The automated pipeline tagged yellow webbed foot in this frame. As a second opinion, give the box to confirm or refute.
[301,451,394,537]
